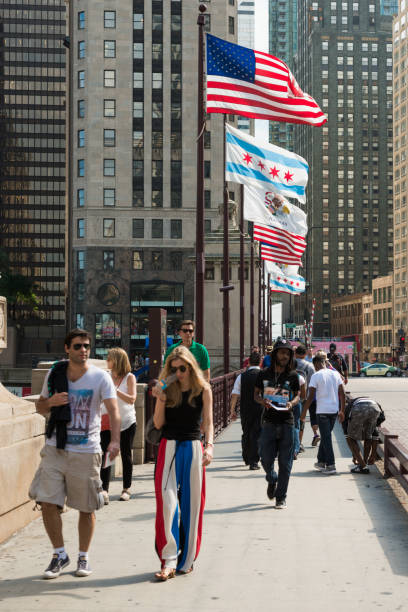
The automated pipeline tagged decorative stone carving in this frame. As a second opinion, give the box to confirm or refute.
[217,199,239,231]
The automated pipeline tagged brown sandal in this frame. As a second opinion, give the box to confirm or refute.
[155,567,176,581]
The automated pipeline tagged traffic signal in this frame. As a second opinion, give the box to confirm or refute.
[400,335,405,352]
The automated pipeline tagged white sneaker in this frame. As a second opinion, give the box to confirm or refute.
[76,556,92,577]
[119,490,130,501]
[102,490,109,505]
[321,465,337,475]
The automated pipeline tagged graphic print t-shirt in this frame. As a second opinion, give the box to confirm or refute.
[255,368,299,425]
[41,365,117,453]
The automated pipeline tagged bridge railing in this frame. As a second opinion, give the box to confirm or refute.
[210,370,242,438]
[378,426,408,495]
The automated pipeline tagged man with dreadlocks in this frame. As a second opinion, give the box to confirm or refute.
[254,339,300,509]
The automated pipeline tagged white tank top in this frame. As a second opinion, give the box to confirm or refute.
[102,372,136,431]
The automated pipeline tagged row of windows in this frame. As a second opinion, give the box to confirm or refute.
[77,11,183,32]
[76,159,184,179]
[77,249,186,272]
[321,41,391,52]
[77,187,185,209]
[77,70,181,89]
[77,218,183,240]
[76,41,183,61]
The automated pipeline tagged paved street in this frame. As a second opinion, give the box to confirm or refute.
[347,377,408,449]
[1,418,408,612]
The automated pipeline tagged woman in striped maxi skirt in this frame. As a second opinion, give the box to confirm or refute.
[153,346,214,581]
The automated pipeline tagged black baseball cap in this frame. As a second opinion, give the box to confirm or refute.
[329,343,336,351]
[272,339,294,355]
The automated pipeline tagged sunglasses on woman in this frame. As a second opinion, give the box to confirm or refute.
[170,365,187,373]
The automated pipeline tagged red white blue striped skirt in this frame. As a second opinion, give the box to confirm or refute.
[155,438,206,572]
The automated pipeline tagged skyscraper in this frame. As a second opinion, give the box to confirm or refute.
[295,0,394,337]
[393,0,408,343]
[237,0,255,133]
[269,0,298,151]
[0,1,66,332]
[68,0,242,361]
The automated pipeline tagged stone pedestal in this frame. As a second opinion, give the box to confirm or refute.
[0,384,45,543]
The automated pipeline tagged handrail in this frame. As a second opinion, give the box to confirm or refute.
[378,426,408,495]
[210,370,243,438]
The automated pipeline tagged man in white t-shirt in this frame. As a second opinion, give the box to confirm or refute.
[300,353,345,475]
[29,329,120,580]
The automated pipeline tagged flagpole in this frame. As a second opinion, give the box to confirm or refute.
[239,183,245,367]
[261,259,265,354]
[267,273,271,345]
[258,256,262,349]
[220,116,233,374]
[195,4,207,344]
[250,222,255,349]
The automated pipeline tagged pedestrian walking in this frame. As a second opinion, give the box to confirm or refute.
[29,329,120,579]
[242,346,263,369]
[294,345,315,455]
[163,320,211,381]
[230,351,263,470]
[100,348,137,503]
[301,353,345,475]
[153,346,213,580]
[328,343,348,384]
[254,339,300,509]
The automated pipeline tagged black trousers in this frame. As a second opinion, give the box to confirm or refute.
[100,422,137,491]
[241,413,262,465]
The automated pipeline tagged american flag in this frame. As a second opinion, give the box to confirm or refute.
[254,223,306,260]
[206,34,326,127]
[260,243,302,266]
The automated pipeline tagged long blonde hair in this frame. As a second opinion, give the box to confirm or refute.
[107,348,131,377]
[159,345,208,408]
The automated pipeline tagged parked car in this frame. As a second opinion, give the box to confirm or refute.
[359,363,399,377]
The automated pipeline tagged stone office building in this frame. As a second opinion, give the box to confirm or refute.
[68,0,255,364]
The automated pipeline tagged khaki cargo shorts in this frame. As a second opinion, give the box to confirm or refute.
[347,401,380,442]
[29,444,103,513]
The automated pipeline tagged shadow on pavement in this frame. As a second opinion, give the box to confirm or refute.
[0,572,156,602]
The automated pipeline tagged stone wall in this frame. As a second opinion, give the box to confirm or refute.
[0,384,45,544]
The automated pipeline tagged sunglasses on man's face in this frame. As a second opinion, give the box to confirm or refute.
[72,343,91,351]
[170,365,187,373]
[180,328,194,334]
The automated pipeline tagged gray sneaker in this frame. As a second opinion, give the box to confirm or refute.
[314,462,325,471]
[275,499,287,509]
[321,465,337,475]
[43,554,70,579]
[76,556,92,577]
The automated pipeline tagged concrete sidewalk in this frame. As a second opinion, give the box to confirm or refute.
[1,422,408,612]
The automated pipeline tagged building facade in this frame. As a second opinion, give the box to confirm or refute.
[393,1,408,349]
[295,0,395,337]
[68,0,253,365]
[269,0,298,151]
[0,1,66,346]
[331,274,393,364]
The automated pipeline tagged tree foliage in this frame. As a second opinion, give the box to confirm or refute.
[0,249,40,319]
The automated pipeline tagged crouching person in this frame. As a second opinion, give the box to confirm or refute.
[29,329,120,579]
[344,395,381,474]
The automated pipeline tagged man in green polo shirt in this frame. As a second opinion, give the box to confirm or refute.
[164,320,211,381]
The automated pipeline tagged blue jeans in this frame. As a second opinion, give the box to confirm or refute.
[259,423,294,501]
[316,413,337,467]
[292,403,301,456]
